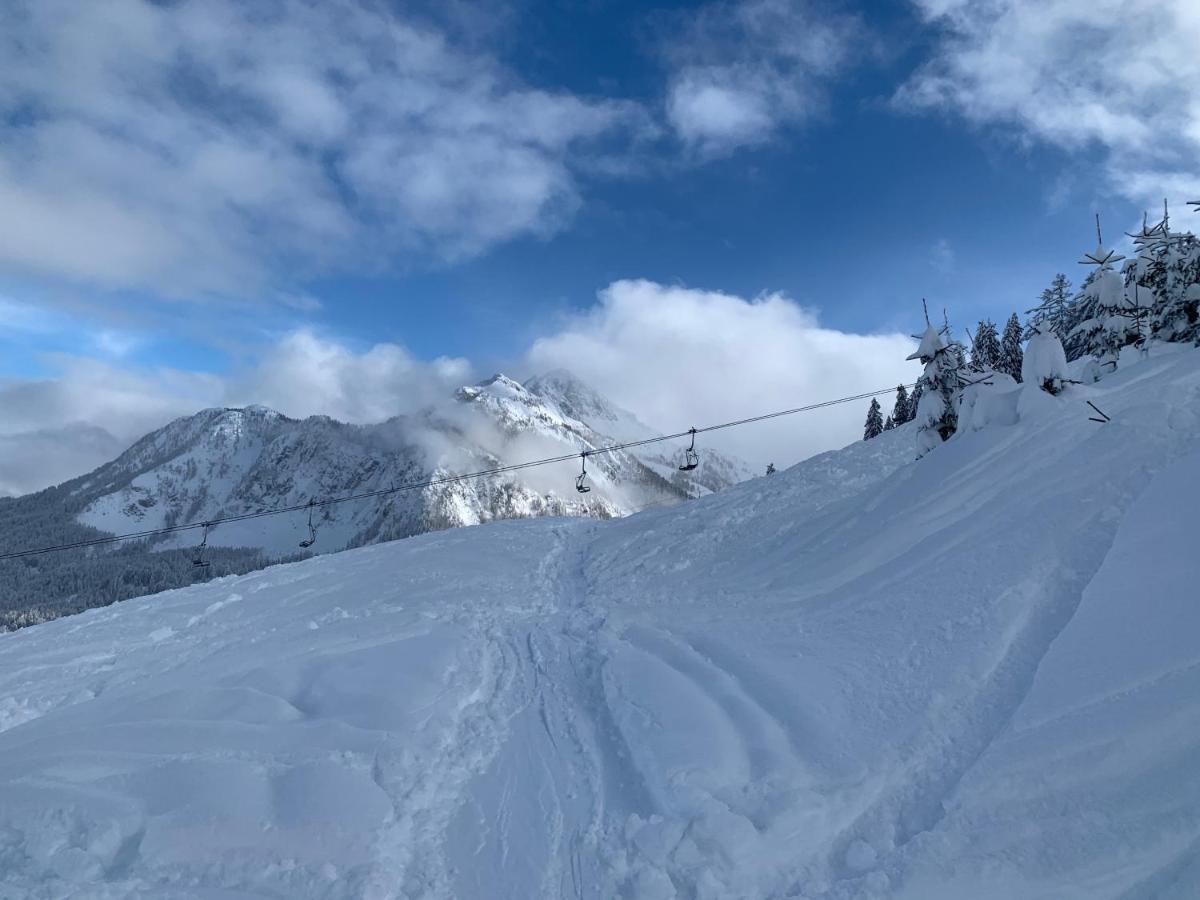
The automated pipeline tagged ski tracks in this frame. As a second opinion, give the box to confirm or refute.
[359,521,650,899]
[366,518,817,899]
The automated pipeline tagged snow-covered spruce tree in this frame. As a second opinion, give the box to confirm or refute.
[863,398,884,440]
[908,313,968,457]
[1026,274,1072,339]
[1147,231,1200,344]
[1063,269,1101,362]
[1021,320,1070,394]
[883,415,895,431]
[765,463,776,475]
[969,319,1001,372]
[908,380,924,421]
[1095,267,1144,367]
[891,384,911,425]
[1069,220,1138,372]
[1116,202,1200,345]
[1000,313,1024,382]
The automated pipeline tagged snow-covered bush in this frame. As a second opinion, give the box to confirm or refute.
[1022,321,1070,394]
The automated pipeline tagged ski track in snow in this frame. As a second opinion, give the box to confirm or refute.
[2,348,1200,898]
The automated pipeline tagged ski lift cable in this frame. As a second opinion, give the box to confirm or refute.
[0,383,916,562]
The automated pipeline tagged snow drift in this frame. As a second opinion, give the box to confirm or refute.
[1,346,1200,899]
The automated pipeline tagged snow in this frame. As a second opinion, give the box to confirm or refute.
[954,373,1019,434]
[905,324,944,362]
[1022,323,1070,389]
[2,348,1200,898]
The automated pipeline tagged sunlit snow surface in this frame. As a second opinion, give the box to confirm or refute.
[2,348,1200,898]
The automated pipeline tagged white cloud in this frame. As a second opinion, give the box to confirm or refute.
[92,329,142,358]
[0,0,651,296]
[930,238,955,274]
[227,331,472,424]
[526,280,919,467]
[898,0,1200,206]
[662,0,859,156]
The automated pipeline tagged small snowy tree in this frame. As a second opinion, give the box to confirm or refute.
[863,398,884,440]
[765,462,776,476]
[1000,313,1024,382]
[969,320,1001,372]
[1097,265,1143,366]
[908,380,924,421]
[908,310,968,456]
[1063,269,1102,362]
[883,415,895,431]
[1026,274,1072,339]
[1022,321,1070,394]
[891,384,911,425]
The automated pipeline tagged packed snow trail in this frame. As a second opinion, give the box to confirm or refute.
[2,347,1200,898]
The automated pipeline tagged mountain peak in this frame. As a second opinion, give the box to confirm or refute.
[480,373,527,392]
[456,373,531,404]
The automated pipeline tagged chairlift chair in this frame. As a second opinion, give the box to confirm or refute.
[192,523,212,568]
[575,453,591,493]
[299,499,318,548]
[679,429,699,471]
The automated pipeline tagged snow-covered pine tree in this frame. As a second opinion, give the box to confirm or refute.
[1063,269,1101,362]
[1141,216,1200,344]
[1000,313,1024,381]
[891,384,911,424]
[765,463,776,475]
[863,398,884,440]
[908,380,924,421]
[944,311,968,374]
[1021,320,1070,394]
[969,320,1001,372]
[908,308,968,457]
[883,415,895,431]
[1026,274,1072,339]
[1070,217,1135,372]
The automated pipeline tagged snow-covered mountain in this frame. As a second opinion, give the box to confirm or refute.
[77,370,748,555]
[3,344,1199,897]
[0,371,750,625]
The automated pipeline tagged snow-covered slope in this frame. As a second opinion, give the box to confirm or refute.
[2,347,1199,898]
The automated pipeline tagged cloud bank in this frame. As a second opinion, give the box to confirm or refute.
[527,280,918,467]
[1,283,919,495]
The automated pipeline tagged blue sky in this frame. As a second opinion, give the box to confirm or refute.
[1,0,1197,493]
